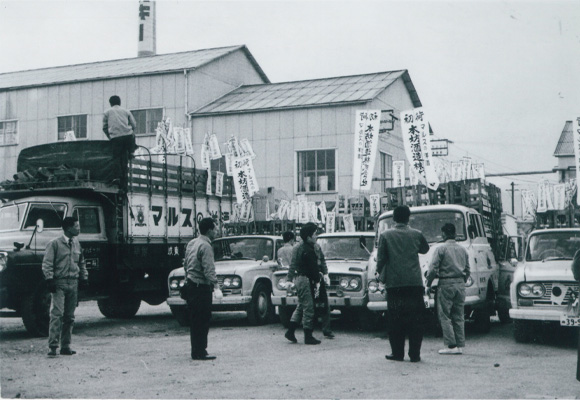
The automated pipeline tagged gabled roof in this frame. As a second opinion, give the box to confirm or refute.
[553,121,573,157]
[191,70,421,116]
[0,45,269,90]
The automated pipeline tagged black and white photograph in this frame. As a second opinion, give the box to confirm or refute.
[0,0,579,398]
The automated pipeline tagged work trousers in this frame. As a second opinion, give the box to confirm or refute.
[291,278,331,333]
[387,286,426,360]
[290,276,316,330]
[48,279,79,350]
[186,283,213,358]
[437,279,466,348]
[111,135,136,188]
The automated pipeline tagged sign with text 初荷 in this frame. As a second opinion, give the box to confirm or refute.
[352,110,381,191]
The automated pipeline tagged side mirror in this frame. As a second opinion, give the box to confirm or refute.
[36,219,44,233]
[510,258,518,267]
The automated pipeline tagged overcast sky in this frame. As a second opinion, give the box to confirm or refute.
[1,0,579,214]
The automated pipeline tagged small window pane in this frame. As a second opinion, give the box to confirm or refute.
[297,149,336,193]
[57,115,87,140]
[74,208,101,234]
[305,151,315,171]
[0,120,18,146]
[131,108,163,135]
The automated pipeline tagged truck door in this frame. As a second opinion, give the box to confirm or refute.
[72,206,108,292]
[468,213,494,300]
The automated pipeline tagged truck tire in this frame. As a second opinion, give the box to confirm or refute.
[246,282,273,326]
[170,305,190,327]
[97,295,141,319]
[278,305,296,328]
[513,320,532,343]
[21,287,51,337]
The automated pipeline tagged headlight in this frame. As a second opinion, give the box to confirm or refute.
[518,283,545,297]
[0,252,7,273]
[465,276,474,287]
[349,278,360,290]
[169,278,182,290]
[339,278,349,289]
[368,280,379,293]
[276,276,288,290]
[338,276,361,291]
[222,275,242,288]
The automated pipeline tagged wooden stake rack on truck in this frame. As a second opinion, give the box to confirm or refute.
[0,141,233,336]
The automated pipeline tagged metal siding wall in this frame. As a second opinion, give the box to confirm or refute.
[162,74,176,109]
[138,77,151,108]
[252,113,266,141]
[126,78,139,109]
[293,110,308,138]
[69,84,81,114]
[150,75,163,107]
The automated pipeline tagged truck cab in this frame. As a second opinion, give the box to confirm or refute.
[271,232,376,330]
[167,235,283,326]
[366,204,499,332]
[509,228,580,342]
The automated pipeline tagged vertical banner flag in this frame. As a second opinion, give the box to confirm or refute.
[370,194,380,217]
[392,160,405,188]
[184,128,194,156]
[353,110,381,191]
[225,153,234,176]
[298,199,309,223]
[546,183,556,211]
[343,214,355,232]
[309,202,320,223]
[232,156,259,204]
[401,107,439,190]
[278,199,289,220]
[215,172,224,197]
[461,157,472,180]
[521,190,537,219]
[574,117,580,205]
[173,127,186,155]
[409,166,420,186]
[200,134,211,169]
[206,169,212,196]
[239,200,252,222]
[239,138,256,159]
[451,162,462,182]
[289,200,299,221]
[553,184,566,210]
[537,181,548,213]
[208,134,222,160]
[266,199,272,221]
[317,201,327,224]
[326,212,336,233]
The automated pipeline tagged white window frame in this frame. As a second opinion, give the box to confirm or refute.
[57,114,88,141]
[295,148,337,194]
[130,107,164,136]
[0,119,19,146]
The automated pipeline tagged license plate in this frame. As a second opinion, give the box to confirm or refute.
[560,316,580,326]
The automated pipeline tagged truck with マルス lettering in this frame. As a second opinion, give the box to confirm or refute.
[365,178,511,332]
[0,141,232,336]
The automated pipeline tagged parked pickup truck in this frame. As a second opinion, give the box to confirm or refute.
[166,235,283,326]
[367,204,500,332]
[271,232,376,330]
[509,228,580,342]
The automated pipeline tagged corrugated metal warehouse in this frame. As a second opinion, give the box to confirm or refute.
[0,44,422,202]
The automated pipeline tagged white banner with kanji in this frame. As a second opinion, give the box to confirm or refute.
[343,214,355,232]
[370,194,380,217]
[352,110,381,191]
[553,184,566,210]
[278,199,290,220]
[317,201,327,224]
[208,134,222,160]
[215,172,224,197]
[232,156,259,204]
[401,107,439,190]
[392,160,405,188]
[326,212,336,233]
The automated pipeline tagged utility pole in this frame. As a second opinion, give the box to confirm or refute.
[511,182,515,215]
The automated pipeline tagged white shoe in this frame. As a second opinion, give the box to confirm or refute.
[438,347,462,355]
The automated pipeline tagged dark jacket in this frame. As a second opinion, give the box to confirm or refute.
[573,249,580,282]
[288,241,320,283]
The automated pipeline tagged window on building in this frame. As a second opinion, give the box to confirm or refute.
[131,108,163,135]
[297,149,335,192]
[58,115,87,140]
[0,120,18,146]
[380,152,392,191]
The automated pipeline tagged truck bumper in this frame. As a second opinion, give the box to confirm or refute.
[272,295,365,308]
[509,308,566,322]
[167,295,252,308]
[367,296,436,311]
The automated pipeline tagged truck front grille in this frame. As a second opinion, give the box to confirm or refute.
[532,282,579,306]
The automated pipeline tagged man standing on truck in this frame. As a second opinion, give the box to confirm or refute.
[426,223,470,355]
[42,216,88,357]
[376,205,429,362]
[102,95,137,188]
[183,217,218,360]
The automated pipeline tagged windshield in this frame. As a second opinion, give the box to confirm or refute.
[0,203,27,232]
[23,203,67,229]
[378,211,466,244]
[213,237,274,261]
[526,231,580,261]
[318,236,374,260]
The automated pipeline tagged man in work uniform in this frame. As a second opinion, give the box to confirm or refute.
[426,223,470,355]
[102,95,137,188]
[42,216,89,357]
[376,205,429,362]
[277,231,296,268]
[183,217,218,360]
[284,223,323,345]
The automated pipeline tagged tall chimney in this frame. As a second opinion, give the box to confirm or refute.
[138,0,156,57]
